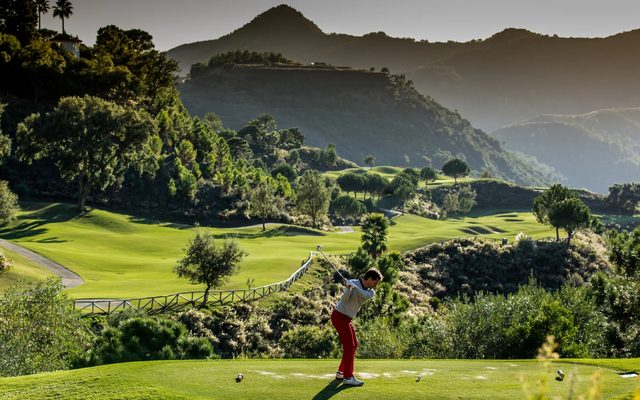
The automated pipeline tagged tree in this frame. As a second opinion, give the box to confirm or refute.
[547,198,591,245]
[365,173,389,200]
[442,191,460,216]
[0,181,19,223]
[457,185,477,218]
[607,183,640,215]
[442,158,469,184]
[337,172,365,199]
[296,170,330,229]
[34,0,49,30]
[420,166,438,187]
[175,232,247,305]
[360,213,388,259]
[331,194,366,223]
[249,179,283,231]
[0,278,90,376]
[0,0,38,43]
[532,184,576,241]
[17,95,157,211]
[52,0,72,34]
[364,155,375,169]
[271,163,297,182]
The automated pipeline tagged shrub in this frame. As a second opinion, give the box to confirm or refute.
[86,316,214,366]
[0,180,19,224]
[0,249,12,274]
[0,279,90,376]
[280,325,338,358]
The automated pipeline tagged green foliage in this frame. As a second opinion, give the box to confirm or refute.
[0,248,13,274]
[295,170,330,228]
[86,316,214,366]
[547,197,591,244]
[52,0,73,34]
[271,163,297,182]
[192,50,295,78]
[356,317,412,358]
[0,278,90,377]
[280,325,337,358]
[420,165,438,185]
[607,182,640,215]
[0,0,38,43]
[442,158,470,184]
[330,194,365,223]
[360,213,389,258]
[414,283,605,359]
[17,95,157,210]
[404,233,611,298]
[0,180,19,223]
[249,179,283,230]
[532,184,577,240]
[590,226,640,356]
[175,232,247,303]
[441,185,477,217]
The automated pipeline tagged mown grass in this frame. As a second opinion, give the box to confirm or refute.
[0,358,638,399]
[0,202,558,299]
[0,245,54,293]
[322,165,500,189]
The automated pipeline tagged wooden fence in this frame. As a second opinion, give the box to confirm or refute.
[74,251,314,315]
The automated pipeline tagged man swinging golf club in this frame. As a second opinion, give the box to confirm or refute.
[319,246,383,386]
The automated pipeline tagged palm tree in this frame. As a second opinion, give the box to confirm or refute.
[53,0,73,34]
[35,0,50,30]
[364,155,375,170]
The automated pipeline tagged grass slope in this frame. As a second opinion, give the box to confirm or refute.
[0,245,54,293]
[0,359,638,399]
[0,202,556,299]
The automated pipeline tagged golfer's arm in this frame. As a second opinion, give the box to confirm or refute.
[351,285,375,299]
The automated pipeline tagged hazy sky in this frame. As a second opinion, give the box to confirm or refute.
[40,0,640,51]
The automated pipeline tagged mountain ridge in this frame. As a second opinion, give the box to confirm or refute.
[166,5,640,131]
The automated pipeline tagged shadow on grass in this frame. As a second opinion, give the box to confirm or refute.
[214,226,326,240]
[312,380,356,400]
[0,203,78,241]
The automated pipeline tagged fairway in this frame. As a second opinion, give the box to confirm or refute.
[0,359,638,399]
[0,244,54,293]
[0,202,557,299]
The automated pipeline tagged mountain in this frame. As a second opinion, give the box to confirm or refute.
[166,5,640,131]
[491,107,640,192]
[179,61,558,186]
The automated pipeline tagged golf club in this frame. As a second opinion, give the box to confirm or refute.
[316,245,347,281]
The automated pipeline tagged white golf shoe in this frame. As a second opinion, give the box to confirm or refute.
[342,376,364,386]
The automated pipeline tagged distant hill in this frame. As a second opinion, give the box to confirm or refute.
[179,62,559,186]
[491,107,640,192]
[166,5,640,131]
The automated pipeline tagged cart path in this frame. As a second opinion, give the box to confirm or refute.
[0,238,83,288]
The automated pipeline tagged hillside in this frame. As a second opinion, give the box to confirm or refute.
[179,63,558,186]
[492,107,640,192]
[166,5,640,131]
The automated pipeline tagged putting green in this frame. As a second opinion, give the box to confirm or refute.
[0,359,637,399]
[0,202,557,299]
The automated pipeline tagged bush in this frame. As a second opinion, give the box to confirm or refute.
[357,318,411,358]
[0,180,19,224]
[280,325,338,358]
[0,249,12,274]
[404,194,444,219]
[0,279,90,376]
[85,316,214,366]
[416,283,605,359]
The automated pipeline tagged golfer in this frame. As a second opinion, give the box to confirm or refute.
[331,268,383,386]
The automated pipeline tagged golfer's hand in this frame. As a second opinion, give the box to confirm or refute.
[344,279,356,288]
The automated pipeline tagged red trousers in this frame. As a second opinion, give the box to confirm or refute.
[331,309,358,379]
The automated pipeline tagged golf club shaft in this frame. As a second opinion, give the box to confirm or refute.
[316,248,346,281]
